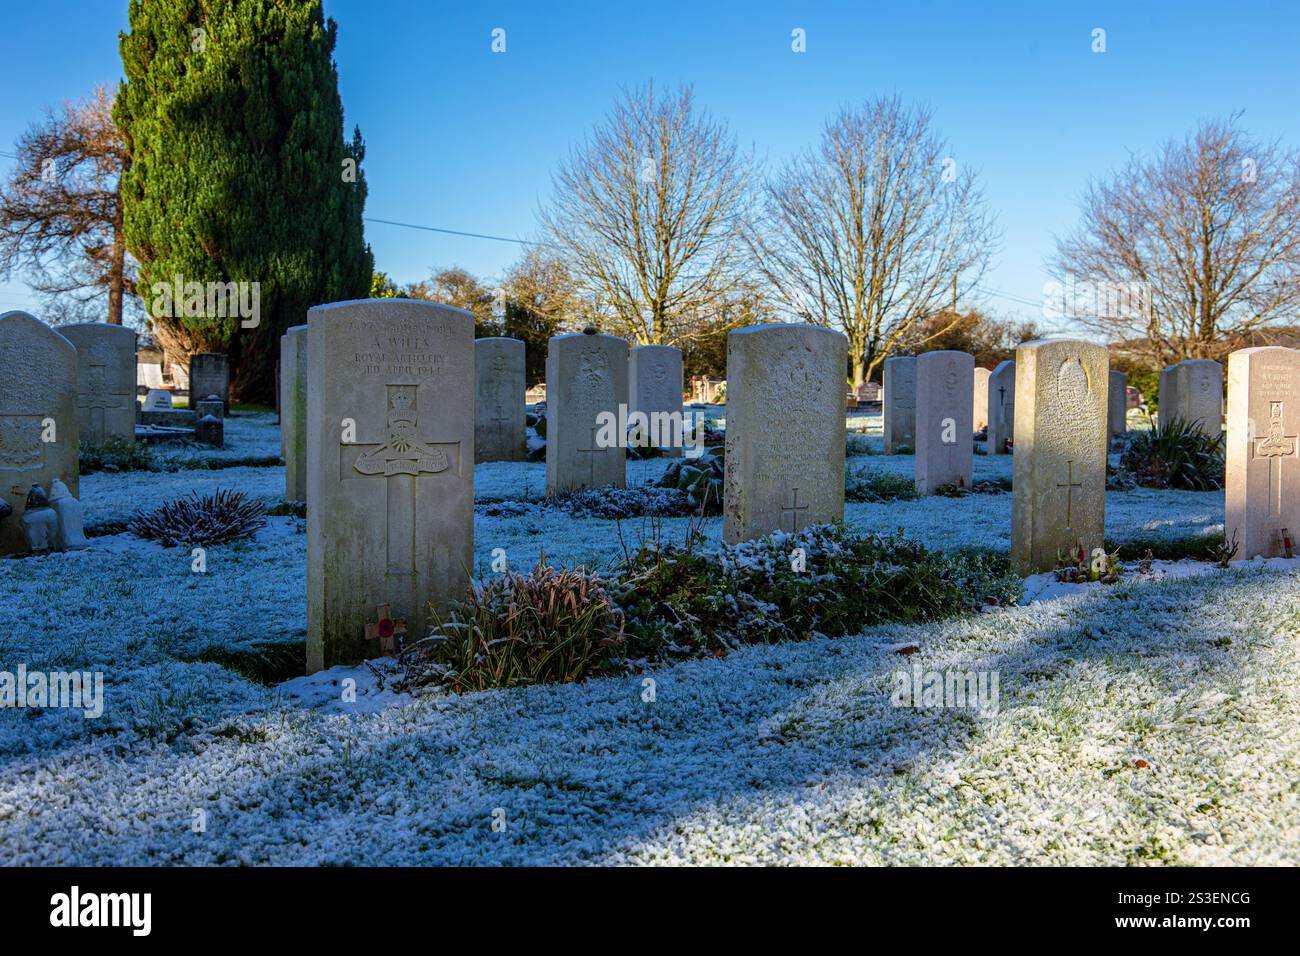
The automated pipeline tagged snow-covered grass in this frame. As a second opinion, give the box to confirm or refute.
[0,563,1295,864]
[1,412,1285,866]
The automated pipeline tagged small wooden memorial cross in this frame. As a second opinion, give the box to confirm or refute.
[364,604,407,656]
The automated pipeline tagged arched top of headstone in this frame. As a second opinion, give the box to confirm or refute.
[0,310,77,357]
[729,322,847,344]
[309,297,475,323]
[59,322,138,345]
[475,336,525,349]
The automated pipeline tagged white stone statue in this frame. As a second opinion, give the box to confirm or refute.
[19,484,60,554]
[48,479,88,550]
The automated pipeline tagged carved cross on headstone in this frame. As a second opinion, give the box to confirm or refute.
[1251,401,1298,517]
[781,486,809,532]
[490,404,511,449]
[364,603,406,656]
[575,423,602,487]
[343,385,458,578]
[1056,460,1083,528]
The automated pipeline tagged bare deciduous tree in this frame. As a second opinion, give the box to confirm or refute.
[1052,116,1300,366]
[749,96,997,386]
[0,86,135,325]
[540,83,752,346]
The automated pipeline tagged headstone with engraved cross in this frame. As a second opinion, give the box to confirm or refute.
[474,337,525,462]
[987,359,1015,454]
[723,323,846,544]
[915,350,974,494]
[1226,346,1300,559]
[545,329,628,495]
[629,344,684,457]
[1011,339,1109,574]
[60,323,137,444]
[305,299,474,673]
[882,355,917,454]
[279,325,307,501]
[0,311,80,556]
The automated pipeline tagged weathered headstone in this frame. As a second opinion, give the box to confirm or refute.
[1108,370,1128,437]
[545,330,628,495]
[306,299,474,673]
[1160,359,1222,435]
[474,337,526,462]
[60,323,137,444]
[973,367,992,432]
[142,388,172,412]
[1225,346,1300,559]
[629,345,685,456]
[723,324,847,544]
[882,355,917,454]
[915,351,974,494]
[1011,339,1109,574]
[987,359,1015,454]
[189,352,230,414]
[0,311,79,556]
[279,325,307,500]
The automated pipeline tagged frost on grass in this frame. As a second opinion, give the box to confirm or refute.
[0,565,1295,865]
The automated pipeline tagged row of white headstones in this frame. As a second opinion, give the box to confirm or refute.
[274,299,1297,672]
[2,306,1291,675]
[0,312,232,557]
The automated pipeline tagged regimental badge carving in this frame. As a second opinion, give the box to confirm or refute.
[943,360,958,395]
[1252,400,1297,517]
[651,362,668,384]
[354,386,449,477]
[578,348,608,385]
[491,354,507,374]
[0,417,42,471]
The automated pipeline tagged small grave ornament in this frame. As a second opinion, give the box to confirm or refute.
[364,604,407,656]
[20,484,59,554]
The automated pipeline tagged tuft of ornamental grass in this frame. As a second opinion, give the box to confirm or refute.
[1119,417,1224,490]
[400,564,625,693]
[129,489,267,547]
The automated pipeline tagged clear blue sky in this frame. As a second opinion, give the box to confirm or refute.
[2,0,1297,329]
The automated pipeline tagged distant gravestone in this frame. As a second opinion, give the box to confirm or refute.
[1011,339,1109,574]
[629,344,684,455]
[1160,359,1222,435]
[915,351,974,494]
[141,389,172,412]
[882,355,917,454]
[189,352,229,413]
[1108,370,1128,437]
[279,325,307,501]
[545,330,628,495]
[474,337,526,462]
[60,323,137,444]
[0,311,79,556]
[723,324,846,544]
[305,299,474,673]
[987,359,1015,454]
[1225,346,1300,559]
[973,367,992,432]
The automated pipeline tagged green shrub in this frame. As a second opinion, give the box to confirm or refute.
[80,436,157,474]
[656,450,724,514]
[612,525,1022,661]
[845,433,876,457]
[845,468,920,502]
[1119,417,1224,490]
[400,565,625,692]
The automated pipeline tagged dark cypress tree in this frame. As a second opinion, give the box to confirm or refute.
[116,0,372,402]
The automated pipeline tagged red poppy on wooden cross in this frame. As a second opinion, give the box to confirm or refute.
[364,604,407,656]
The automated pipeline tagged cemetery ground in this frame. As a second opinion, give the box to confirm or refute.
[1,410,1297,865]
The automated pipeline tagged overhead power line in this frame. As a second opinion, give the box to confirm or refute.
[364,216,557,249]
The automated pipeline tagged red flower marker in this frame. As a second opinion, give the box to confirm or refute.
[364,604,407,656]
